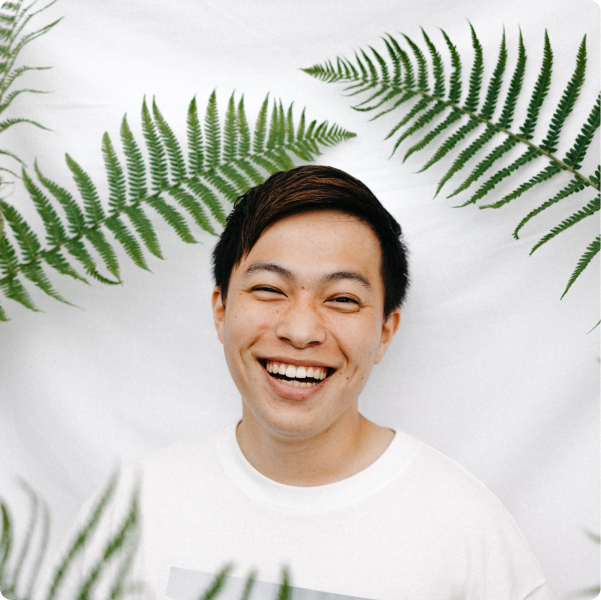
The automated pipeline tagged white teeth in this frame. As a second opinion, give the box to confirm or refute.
[281,379,317,388]
[265,361,329,382]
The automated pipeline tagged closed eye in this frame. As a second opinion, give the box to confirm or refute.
[252,286,286,296]
[326,295,361,311]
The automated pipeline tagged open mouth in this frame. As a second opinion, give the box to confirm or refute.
[260,359,334,388]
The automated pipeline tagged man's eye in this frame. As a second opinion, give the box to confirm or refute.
[252,286,284,295]
[328,296,360,307]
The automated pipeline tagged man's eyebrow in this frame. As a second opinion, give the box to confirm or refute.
[243,262,295,280]
[322,270,372,290]
[243,262,371,290]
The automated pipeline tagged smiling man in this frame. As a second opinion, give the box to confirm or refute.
[70,166,554,599]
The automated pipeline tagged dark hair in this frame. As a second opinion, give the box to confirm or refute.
[212,165,409,318]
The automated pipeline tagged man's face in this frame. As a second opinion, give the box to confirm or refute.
[212,209,400,441]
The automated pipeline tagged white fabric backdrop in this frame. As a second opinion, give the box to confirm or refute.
[0,0,599,596]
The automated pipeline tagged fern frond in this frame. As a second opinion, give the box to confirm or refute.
[0,91,354,319]
[305,25,599,300]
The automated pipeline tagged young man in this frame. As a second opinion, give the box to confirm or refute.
[72,166,553,599]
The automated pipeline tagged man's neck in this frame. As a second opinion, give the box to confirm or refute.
[236,413,395,487]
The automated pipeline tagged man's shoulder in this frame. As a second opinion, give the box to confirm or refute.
[391,430,518,530]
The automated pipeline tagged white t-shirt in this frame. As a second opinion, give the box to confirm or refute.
[70,423,555,600]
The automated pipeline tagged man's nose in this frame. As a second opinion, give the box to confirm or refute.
[275,299,326,349]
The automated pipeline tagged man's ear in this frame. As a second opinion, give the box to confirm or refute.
[374,308,400,365]
[212,287,226,344]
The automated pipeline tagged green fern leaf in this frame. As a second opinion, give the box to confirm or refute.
[85,228,121,280]
[141,98,169,192]
[266,99,280,150]
[46,472,119,600]
[385,96,433,145]
[153,99,187,183]
[479,30,507,120]
[124,205,163,259]
[252,94,269,153]
[513,176,587,240]
[403,34,428,91]
[561,236,600,298]
[465,146,540,205]
[0,200,71,305]
[120,116,148,202]
[203,170,239,203]
[448,136,519,200]
[198,566,233,600]
[531,195,600,253]
[0,233,38,312]
[520,31,553,141]
[168,186,216,236]
[0,148,26,167]
[146,195,197,244]
[237,95,251,157]
[421,29,445,98]
[481,162,562,208]
[440,30,462,103]
[219,162,250,195]
[393,100,446,158]
[186,178,228,225]
[285,102,295,145]
[75,486,139,600]
[205,90,221,168]
[0,300,7,321]
[497,31,527,129]
[20,261,72,305]
[0,199,42,262]
[0,116,48,134]
[42,247,88,284]
[187,97,204,175]
[102,133,127,213]
[104,215,150,271]
[223,93,238,163]
[65,154,105,225]
[539,35,586,154]
[21,168,69,248]
[563,94,600,170]
[462,23,484,114]
[233,157,264,187]
[418,118,478,178]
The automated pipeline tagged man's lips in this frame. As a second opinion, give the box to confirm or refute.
[258,358,335,398]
